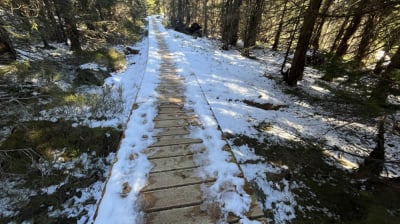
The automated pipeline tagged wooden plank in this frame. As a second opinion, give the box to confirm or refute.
[157,96,185,103]
[145,205,216,224]
[154,119,188,128]
[145,144,193,159]
[150,155,197,173]
[150,138,203,148]
[142,168,206,192]
[154,113,195,121]
[141,184,203,213]
[153,127,190,136]
[158,103,184,108]
[158,107,194,114]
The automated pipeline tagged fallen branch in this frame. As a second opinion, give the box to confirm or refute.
[0,148,42,174]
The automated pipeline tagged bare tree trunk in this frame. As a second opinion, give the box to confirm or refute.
[185,0,191,26]
[370,45,400,106]
[203,0,209,37]
[359,118,386,177]
[221,0,242,50]
[54,0,81,51]
[64,17,81,51]
[335,14,362,58]
[177,0,184,23]
[286,0,322,86]
[242,0,265,52]
[43,0,65,42]
[330,16,349,53]
[0,26,16,64]
[272,0,289,51]
[311,0,334,52]
[354,14,377,63]
[335,0,369,58]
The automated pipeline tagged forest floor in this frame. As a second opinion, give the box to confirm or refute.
[1,16,400,223]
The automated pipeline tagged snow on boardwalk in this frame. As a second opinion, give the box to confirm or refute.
[94,18,265,224]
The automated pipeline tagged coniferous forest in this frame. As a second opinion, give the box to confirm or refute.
[1,0,400,223]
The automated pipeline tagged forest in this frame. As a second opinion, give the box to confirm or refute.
[1,0,400,223]
[159,0,400,174]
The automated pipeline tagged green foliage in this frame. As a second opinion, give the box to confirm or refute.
[73,47,127,72]
[310,52,362,82]
[107,48,127,71]
[388,68,400,82]
[146,0,161,15]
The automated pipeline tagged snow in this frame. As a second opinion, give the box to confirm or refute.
[93,15,400,223]
[79,63,107,71]
[2,14,399,223]
[93,17,160,224]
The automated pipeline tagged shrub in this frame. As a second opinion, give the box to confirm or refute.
[107,48,127,72]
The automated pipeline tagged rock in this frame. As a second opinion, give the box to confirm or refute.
[125,47,140,55]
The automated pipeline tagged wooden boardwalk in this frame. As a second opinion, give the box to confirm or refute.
[139,21,266,224]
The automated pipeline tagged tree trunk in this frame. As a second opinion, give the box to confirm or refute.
[203,0,209,37]
[286,0,322,86]
[0,26,16,64]
[242,0,265,50]
[335,0,369,58]
[330,16,349,53]
[359,118,386,177]
[169,0,177,26]
[311,0,334,52]
[370,46,400,105]
[335,14,362,58]
[53,0,81,51]
[177,0,184,23]
[354,14,376,64]
[185,0,191,26]
[43,0,65,42]
[64,17,81,51]
[221,0,242,50]
[272,0,289,51]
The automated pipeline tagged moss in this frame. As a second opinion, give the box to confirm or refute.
[107,48,127,71]
[74,69,103,86]
[0,120,122,174]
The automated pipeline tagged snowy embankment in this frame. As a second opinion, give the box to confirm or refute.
[151,17,399,222]
[92,15,399,223]
[92,19,161,223]
[155,19,297,222]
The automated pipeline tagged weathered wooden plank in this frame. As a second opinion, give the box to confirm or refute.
[142,168,205,192]
[145,205,217,224]
[154,119,188,128]
[150,138,203,148]
[150,155,197,173]
[145,143,193,159]
[141,184,203,213]
[153,127,190,136]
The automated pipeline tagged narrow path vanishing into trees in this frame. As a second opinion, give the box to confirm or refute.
[93,19,265,224]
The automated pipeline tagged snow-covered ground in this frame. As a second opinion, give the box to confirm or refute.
[2,15,399,223]
[93,16,399,223]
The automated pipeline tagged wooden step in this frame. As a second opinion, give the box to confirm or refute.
[154,113,196,121]
[155,119,188,128]
[158,107,194,114]
[142,168,209,192]
[141,184,203,213]
[150,155,198,173]
[144,143,200,159]
[149,138,203,148]
[145,205,217,224]
[153,127,190,136]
